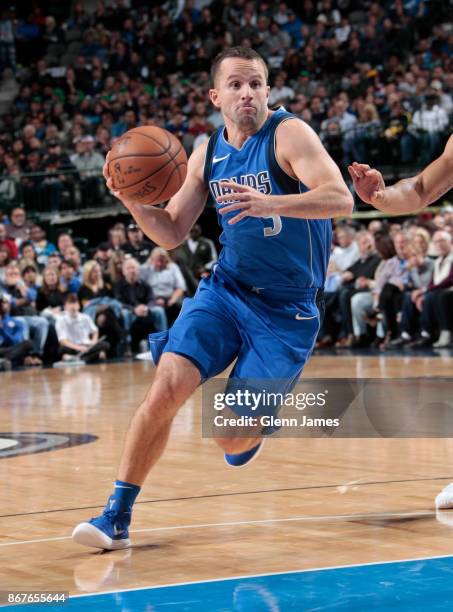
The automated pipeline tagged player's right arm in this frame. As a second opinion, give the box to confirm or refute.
[106,142,209,250]
[348,134,453,214]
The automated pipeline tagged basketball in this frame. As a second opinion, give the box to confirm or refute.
[108,126,188,205]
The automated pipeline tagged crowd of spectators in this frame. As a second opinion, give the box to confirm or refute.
[0,206,218,369]
[318,211,453,350]
[2,201,453,370]
[0,0,451,214]
[0,0,452,369]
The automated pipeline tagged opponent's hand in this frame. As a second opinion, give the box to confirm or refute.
[103,151,134,209]
[348,162,386,206]
[216,181,277,225]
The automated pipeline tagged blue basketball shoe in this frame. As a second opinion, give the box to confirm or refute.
[224,440,264,468]
[72,496,131,550]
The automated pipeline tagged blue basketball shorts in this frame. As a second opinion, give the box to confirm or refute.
[149,267,324,422]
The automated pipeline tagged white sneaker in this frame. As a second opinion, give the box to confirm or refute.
[435,482,453,509]
[138,339,148,353]
[433,331,452,348]
[135,352,152,361]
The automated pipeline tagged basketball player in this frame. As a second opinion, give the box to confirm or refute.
[72,47,353,550]
[348,136,453,511]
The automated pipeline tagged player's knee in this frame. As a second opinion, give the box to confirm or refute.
[141,373,196,420]
[141,383,180,420]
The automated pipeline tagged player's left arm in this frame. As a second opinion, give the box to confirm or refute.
[217,119,353,223]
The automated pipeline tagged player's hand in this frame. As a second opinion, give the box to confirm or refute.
[216,181,277,224]
[348,162,386,206]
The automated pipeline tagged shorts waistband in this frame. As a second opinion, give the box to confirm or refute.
[213,267,323,302]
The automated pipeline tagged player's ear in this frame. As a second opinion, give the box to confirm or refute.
[266,85,270,99]
[209,88,221,109]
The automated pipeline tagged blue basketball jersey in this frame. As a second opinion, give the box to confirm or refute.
[203,106,332,294]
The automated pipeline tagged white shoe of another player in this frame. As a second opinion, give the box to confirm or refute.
[435,482,453,509]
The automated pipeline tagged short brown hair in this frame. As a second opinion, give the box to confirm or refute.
[210,46,268,86]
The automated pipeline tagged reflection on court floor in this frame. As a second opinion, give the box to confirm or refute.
[9,555,453,611]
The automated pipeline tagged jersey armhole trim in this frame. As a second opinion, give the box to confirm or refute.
[268,115,309,194]
[203,128,222,187]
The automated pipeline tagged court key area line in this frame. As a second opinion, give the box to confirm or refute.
[1,474,452,519]
[0,509,438,548]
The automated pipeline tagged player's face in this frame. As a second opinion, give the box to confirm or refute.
[210,59,269,131]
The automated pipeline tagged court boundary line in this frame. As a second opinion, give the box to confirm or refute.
[0,509,438,548]
[1,475,453,519]
[70,551,453,600]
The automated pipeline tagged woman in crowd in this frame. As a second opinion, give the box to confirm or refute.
[78,260,125,356]
[36,266,67,320]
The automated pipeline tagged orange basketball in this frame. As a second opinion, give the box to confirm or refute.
[108,126,188,205]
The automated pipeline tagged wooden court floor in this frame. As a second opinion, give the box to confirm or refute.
[1,355,453,600]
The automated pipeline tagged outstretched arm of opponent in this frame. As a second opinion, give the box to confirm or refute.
[216,118,353,222]
[105,142,209,250]
[348,135,453,214]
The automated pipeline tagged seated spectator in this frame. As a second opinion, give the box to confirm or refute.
[22,264,40,300]
[55,293,110,363]
[42,141,78,209]
[141,248,186,326]
[78,261,112,306]
[114,257,167,353]
[372,232,412,344]
[268,73,295,106]
[348,104,381,165]
[399,231,453,349]
[64,245,84,279]
[37,267,67,320]
[60,258,81,293]
[57,232,75,257]
[107,250,126,285]
[380,100,415,165]
[317,225,360,346]
[108,224,127,251]
[18,240,40,272]
[78,259,125,356]
[93,242,113,279]
[46,252,62,271]
[29,224,57,267]
[5,207,32,244]
[123,223,155,264]
[0,262,49,363]
[320,118,345,168]
[333,232,381,347]
[0,222,18,260]
[0,295,35,367]
[350,233,396,348]
[171,223,218,295]
[411,90,449,165]
[330,225,360,275]
[69,135,105,206]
